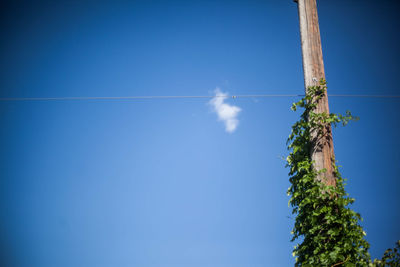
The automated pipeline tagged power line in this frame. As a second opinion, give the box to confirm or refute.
[0,94,399,101]
[0,94,302,101]
[327,94,400,98]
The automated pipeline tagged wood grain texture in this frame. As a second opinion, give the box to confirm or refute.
[296,0,336,187]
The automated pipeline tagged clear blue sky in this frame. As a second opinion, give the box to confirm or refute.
[1,1,399,266]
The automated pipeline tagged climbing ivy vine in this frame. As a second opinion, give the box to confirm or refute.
[373,241,400,266]
[286,79,371,266]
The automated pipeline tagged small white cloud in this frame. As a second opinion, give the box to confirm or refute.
[209,88,241,133]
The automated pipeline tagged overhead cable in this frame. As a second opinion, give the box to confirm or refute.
[0,94,399,101]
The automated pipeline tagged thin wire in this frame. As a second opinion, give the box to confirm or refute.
[0,95,303,101]
[0,95,215,101]
[328,94,400,98]
[0,94,399,101]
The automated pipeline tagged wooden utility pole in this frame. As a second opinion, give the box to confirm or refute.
[294,0,336,187]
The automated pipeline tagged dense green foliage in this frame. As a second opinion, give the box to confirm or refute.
[286,80,371,266]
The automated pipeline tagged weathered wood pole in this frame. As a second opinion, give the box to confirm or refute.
[295,0,336,187]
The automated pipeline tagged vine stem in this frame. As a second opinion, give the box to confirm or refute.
[330,255,350,267]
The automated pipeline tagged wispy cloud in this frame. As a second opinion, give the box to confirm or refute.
[209,88,241,133]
